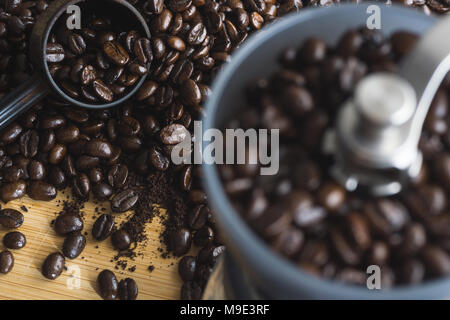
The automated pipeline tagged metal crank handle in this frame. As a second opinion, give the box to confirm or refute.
[400,15,450,148]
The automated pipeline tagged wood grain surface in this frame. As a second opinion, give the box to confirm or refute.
[0,190,185,300]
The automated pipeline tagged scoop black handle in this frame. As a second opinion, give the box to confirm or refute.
[0,74,50,128]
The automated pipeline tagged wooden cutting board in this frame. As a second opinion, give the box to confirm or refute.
[0,190,184,300]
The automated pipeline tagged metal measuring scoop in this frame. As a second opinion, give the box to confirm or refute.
[0,0,150,129]
[326,16,450,197]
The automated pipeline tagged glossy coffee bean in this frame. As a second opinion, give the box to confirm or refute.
[180,281,202,300]
[0,181,26,203]
[111,189,139,213]
[54,213,83,235]
[3,231,26,249]
[97,269,118,300]
[0,250,14,274]
[92,214,115,241]
[72,173,90,199]
[160,124,189,145]
[48,166,66,189]
[118,278,138,300]
[421,245,450,277]
[42,252,65,280]
[0,209,24,229]
[197,245,226,266]
[85,140,113,159]
[111,229,131,251]
[193,226,214,247]
[93,183,113,201]
[170,228,192,256]
[28,160,46,180]
[178,255,196,281]
[27,181,57,201]
[62,233,86,259]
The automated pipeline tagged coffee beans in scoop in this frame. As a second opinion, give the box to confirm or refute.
[46,10,152,104]
[220,27,450,287]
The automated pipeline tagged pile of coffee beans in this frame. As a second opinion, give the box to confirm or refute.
[0,208,26,274]
[220,27,450,287]
[46,9,152,103]
[97,269,138,300]
[0,0,448,300]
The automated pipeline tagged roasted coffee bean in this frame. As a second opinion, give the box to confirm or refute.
[180,79,201,105]
[80,65,96,86]
[105,66,124,84]
[92,79,113,102]
[93,183,113,201]
[76,155,99,171]
[345,212,371,250]
[68,33,86,55]
[62,155,76,177]
[160,124,189,145]
[421,245,450,277]
[62,233,86,259]
[42,252,65,280]
[46,43,65,63]
[3,231,26,249]
[111,189,139,213]
[171,228,192,256]
[397,223,426,257]
[128,62,148,76]
[178,255,196,281]
[0,209,24,229]
[72,173,90,199]
[150,146,169,171]
[0,181,26,203]
[111,229,131,251]
[103,41,130,66]
[0,250,14,274]
[189,189,207,204]
[48,167,66,189]
[85,139,113,159]
[108,164,128,187]
[188,205,208,231]
[197,245,226,266]
[136,80,158,101]
[134,37,153,65]
[298,37,327,65]
[318,182,346,212]
[97,270,118,300]
[54,213,83,235]
[400,259,425,284]
[96,31,116,45]
[48,144,67,164]
[28,181,56,201]
[19,129,39,158]
[39,130,56,152]
[1,123,22,144]
[117,116,141,136]
[364,199,409,236]
[118,278,138,300]
[92,214,115,241]
[28,160,45,180]
[180,281,202,300]
[3,166,23,182]
[88,167,103,183]
[193,226,214,247]
[40,115,66,130]
[435,153,450,191]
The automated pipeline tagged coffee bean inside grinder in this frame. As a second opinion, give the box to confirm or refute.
[45,1,152,104]
[220,27,450,287]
